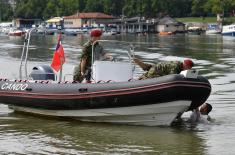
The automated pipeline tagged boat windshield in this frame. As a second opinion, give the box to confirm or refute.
[91,40,134,64]
[91,40,135,82]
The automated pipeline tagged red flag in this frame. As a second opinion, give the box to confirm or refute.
[51,34,65,72]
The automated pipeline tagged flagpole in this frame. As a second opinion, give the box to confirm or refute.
[59,60,63,82]
[58,30,63,82]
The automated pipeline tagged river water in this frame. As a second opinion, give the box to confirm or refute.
[0,33,235,155]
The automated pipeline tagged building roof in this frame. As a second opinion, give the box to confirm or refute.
[158,16,184,26]
[64,12,115,19]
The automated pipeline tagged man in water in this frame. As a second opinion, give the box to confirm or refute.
[189,102,213,123]
[73,29,112,82]
[133,58,194,80]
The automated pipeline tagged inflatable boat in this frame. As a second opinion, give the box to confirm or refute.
[0,30,211,126]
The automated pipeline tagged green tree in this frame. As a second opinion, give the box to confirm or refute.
[84,0,104,12]
[141,0,152,17]
[134,0,153,17]
[78,0,86,12]
[205,0,223,14]
[103,0,124,16]
[43,0,59,19]
[168,0,192,17]
[191,0,207,16]
[0,0,13,21]
[204,0,235,22]
[57,0,79,16]
[8,0,235,21]
[151,0,159,17]
[123,0,137,17]
[15,0,48,19]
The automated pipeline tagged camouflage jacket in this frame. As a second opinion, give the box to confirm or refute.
[80,40,93,69]
[139,61,183,80]
[73,40,104,82]
[80,40,105,69]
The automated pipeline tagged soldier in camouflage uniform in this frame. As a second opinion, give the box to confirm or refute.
[133,58,194,80]
[73,29,112,82]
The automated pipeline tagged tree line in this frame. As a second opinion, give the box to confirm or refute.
[0,0,235,21]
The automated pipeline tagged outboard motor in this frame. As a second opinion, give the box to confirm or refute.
[30,65,56,81]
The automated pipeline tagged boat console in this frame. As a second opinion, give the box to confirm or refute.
[91,40,135,83]
[92,61,133,82]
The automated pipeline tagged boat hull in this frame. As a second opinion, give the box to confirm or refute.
[0,75,211,110]
[10,100,190,126]
[222,32,235,36]
[206,30,221,35]
[222,24,235,36]
[8,31,25,36]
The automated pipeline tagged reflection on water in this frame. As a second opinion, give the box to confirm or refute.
[0,34,235,154]
[0,110,206,155]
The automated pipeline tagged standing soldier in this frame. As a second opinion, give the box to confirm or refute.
[73,29,112,83]
[133,58,194,80]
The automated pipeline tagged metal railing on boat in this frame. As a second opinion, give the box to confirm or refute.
[18,31,137,82]
[19,28,36,80]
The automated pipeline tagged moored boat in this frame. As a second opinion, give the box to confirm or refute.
[222,24,235,36]
[8,29,25,36]
[187,27,203,35]
[159,31,173,36]
[206,24,221,35]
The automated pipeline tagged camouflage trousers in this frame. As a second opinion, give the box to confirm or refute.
[73,66,91,82]
[73,66,83,82]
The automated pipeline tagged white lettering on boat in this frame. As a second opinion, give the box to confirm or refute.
[1,83,28,91]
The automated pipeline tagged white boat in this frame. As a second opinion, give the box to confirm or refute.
[0,22,13,35]
[62,28,88,36]
[187,26,203,35]
[206,24,221,34]
[222,24,235,36]
[102,30,117,36]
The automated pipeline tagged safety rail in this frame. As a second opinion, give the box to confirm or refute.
[19,28,36,80]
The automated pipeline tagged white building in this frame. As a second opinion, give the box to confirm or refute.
[63,12,115,29]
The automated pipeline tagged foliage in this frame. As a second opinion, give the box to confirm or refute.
[0,0,13,21]
[1,0,235,21]
[176,16,235,24]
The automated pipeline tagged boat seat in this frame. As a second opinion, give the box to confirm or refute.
[92,61,133,82]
